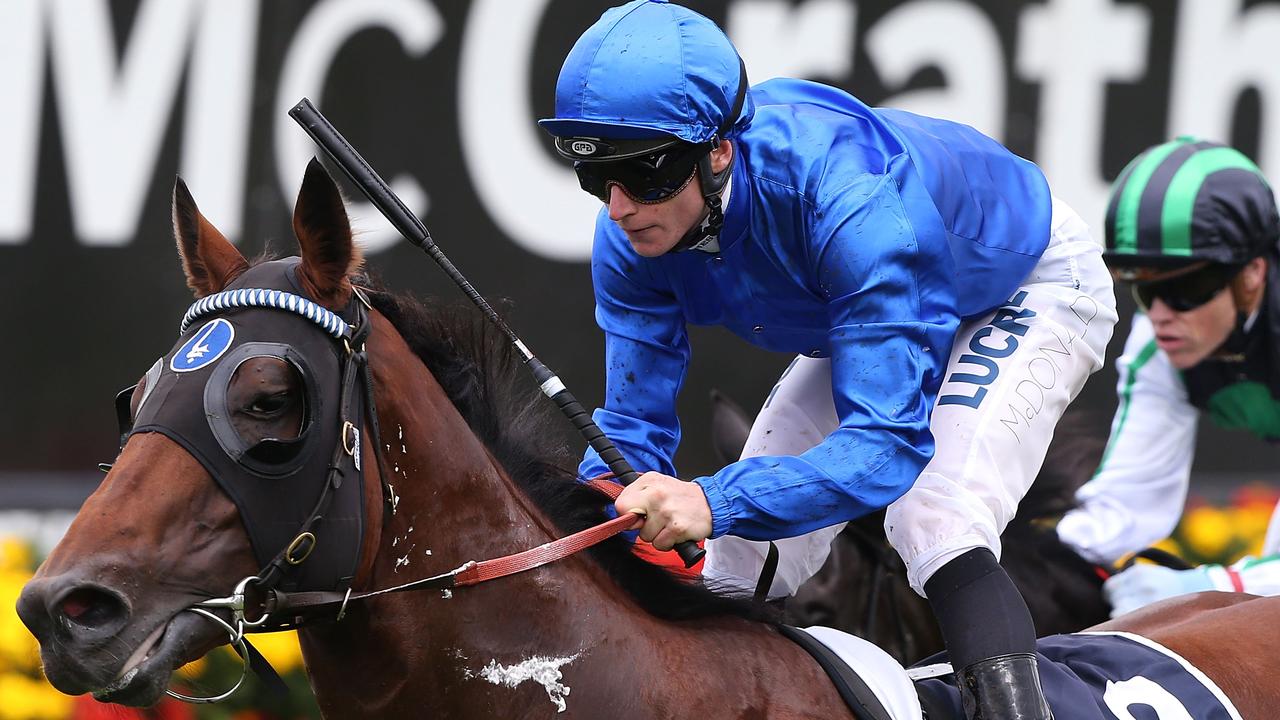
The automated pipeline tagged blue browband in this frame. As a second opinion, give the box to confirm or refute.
[180,288,351,340]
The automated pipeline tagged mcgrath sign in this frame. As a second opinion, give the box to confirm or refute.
[3,0,1278,478]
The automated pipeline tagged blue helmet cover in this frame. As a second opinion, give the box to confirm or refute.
[539,0,753,143]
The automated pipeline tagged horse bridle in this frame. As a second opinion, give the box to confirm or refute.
[117,268,643,703]
[107,260,392,701]
[126,275,386,599]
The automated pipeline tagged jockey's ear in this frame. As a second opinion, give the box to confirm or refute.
[172,176,249,298]
[294,157,363,309]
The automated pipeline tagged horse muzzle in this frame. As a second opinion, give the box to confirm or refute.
[17,574,228,705]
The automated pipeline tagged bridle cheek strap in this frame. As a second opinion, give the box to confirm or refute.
[255,329,374,594]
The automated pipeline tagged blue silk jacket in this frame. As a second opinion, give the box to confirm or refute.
[580,78,1052,540]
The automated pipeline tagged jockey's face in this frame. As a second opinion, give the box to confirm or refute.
[608,141,733,257]
[1145,287,1236,369]
[1140,256,1266,369]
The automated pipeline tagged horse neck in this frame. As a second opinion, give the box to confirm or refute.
[293,320,844,718]
[366,338,563,563]
[297,320,650,714]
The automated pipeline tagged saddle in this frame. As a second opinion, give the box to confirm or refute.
[778,624,938,719]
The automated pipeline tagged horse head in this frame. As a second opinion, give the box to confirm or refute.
[16,159,382,706]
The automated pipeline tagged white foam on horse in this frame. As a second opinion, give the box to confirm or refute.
[394,544,415,572]
[478,654,580,713]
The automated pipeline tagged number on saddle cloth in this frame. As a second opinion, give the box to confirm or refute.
[911,632,1242,719]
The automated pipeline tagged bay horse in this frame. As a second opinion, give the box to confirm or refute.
[16,161,1280,718]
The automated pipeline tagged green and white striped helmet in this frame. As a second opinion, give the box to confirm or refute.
[1105,137,1279,271]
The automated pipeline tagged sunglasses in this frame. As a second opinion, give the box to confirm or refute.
[1130,263,1242,312]
[572,144,704,204]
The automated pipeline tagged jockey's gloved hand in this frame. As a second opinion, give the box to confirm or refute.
[1104,564,1216,617]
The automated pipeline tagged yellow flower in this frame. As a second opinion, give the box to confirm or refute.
[1231,504,1272,543]
[1179,506,1233,560]
[0,539,32,574]
[0,571,42,674]
[0,673,73,720]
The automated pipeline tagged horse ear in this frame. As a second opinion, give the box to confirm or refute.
[294,158,363,308]
[173,176,249,298]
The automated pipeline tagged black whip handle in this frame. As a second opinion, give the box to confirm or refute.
[526,357,705,567]
[289,98,522,348]
[290,99,429,249]
[289,98,703,567]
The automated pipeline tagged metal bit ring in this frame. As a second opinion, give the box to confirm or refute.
[164,607,251,704]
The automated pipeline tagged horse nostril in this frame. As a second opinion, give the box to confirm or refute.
[57,587,127,631]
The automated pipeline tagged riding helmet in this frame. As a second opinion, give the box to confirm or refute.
[538,0,753,153]
[1105,136,1280,274]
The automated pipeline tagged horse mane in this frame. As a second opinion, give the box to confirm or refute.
[362,284,771,623]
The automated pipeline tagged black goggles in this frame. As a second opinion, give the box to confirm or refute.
[1130,263,1242,312]
[572,143,706,204]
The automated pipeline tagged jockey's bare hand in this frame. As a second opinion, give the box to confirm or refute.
[615,472,713,551]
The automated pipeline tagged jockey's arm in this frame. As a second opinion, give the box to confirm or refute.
[579,216,690,482]
[1057,313,1199,565]
[1105,554,1280,617]
[683,174,955,542]
[1225,554,1280,595]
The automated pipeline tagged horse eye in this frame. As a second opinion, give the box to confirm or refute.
[247,392,291,415]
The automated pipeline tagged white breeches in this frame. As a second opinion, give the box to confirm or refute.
[703,197,1118,597]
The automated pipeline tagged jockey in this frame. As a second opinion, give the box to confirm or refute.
[540,2,1117,718]
[1055,137,1280,612]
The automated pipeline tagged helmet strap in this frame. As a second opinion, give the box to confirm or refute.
[668,57,749,255]
[670,144,734,254]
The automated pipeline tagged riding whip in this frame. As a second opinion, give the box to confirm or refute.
[289,98,704,567]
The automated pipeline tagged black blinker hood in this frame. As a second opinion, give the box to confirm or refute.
[129,258,368,594]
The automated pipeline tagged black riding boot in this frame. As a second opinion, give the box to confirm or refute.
[957,653,1052,720]
[924,548,1053,720]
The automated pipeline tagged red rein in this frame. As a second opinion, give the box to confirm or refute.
[452,476,703,587]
